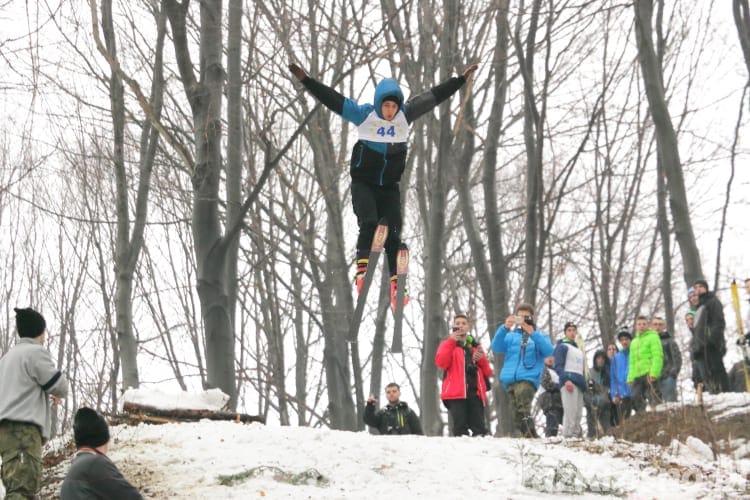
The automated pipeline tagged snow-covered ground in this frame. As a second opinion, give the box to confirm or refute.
[13,389,744,499]
[1,388,748,498]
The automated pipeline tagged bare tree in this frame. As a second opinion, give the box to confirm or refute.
[633,0,703,286]
[734,0,750,82]
[89,0,168,391]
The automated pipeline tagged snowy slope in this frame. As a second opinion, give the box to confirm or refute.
[30,391,750,499]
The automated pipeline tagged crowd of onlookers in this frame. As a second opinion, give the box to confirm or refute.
[366,278,750,438]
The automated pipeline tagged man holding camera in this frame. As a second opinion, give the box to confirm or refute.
[492,303,554,438]
[364,383,423,435]
[435,314,493,436]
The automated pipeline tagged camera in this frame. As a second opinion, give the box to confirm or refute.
[452,326,460,332]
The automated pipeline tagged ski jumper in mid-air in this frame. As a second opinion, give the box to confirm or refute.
[289,62,478,308]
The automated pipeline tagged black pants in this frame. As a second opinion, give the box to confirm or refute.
[444,395,487,436]
[585,403,611,438]
[693,351,729,393]
[615,397,634,421]
[543,407,562,437]
[630,376,660,414]
[351,180,402,276]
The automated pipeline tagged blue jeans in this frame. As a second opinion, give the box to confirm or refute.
[659,375,677,402]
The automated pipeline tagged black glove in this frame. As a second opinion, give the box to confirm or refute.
[289,63,307,81]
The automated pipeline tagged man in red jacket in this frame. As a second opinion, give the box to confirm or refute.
[435,314,493,436]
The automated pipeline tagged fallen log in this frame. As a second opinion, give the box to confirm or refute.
[120,401,265,425]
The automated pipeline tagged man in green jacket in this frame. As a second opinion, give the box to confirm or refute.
[627,316,663,414]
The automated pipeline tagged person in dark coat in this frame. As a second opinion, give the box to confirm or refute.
[691,279,729,393]
[364,383,423,435]
[61,408,142,499]
[585,350,611,438]
[538,357,563,437]
[652,317,682,402]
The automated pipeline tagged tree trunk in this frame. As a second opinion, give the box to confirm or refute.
[225,0,243,401]
[420,0,460,436]
[734,0,750,81]
[98,0,166,391]
[482,0,514,436]
[165,0,237,407]
[633,0,703,286]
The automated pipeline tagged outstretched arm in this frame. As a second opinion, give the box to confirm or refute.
[404,63,478,123]
[289,63,347,115]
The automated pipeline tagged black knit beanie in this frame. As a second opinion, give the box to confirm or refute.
[74,408,110,448]
[14,307,46,338]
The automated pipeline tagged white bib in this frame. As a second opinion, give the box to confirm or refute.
[357,110,409,143]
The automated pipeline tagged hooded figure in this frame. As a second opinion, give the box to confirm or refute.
[585,350,612,438]
[289,62,477,308]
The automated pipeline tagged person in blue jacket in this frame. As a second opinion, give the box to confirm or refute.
[491,303,554,437]
[610,328,634,422]
[289,62,477,309]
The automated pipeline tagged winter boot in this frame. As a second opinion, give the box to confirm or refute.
[522,416,539,438]
[354,257,368,295]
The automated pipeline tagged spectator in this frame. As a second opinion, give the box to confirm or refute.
[0,307,69,500]
[688,287,699,312]
[685,311,695,331]
[606,343,618,360]
[627,316,663,414]
[364,383,423,435]
[692,279,729,393]
[492,303,554,438]
[553,322,586,438]
[61,407,143,499]
[652,316,682,402]
[435,314,492,436]
[538,356,563,437]
[606,343,619,426]
[610,329,634,421]
[585,350,612,438]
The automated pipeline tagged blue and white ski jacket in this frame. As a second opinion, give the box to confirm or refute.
[553,338,586,391]
[300,74,466,186]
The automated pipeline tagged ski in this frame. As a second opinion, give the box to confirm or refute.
[391,244,409,353]
[348,219,388,342]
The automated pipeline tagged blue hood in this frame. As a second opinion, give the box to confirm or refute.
[373,78,404,118]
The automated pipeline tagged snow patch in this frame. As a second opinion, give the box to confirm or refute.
[121,387,229,411]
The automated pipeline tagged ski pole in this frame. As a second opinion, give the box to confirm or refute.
[730,279,750,392]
